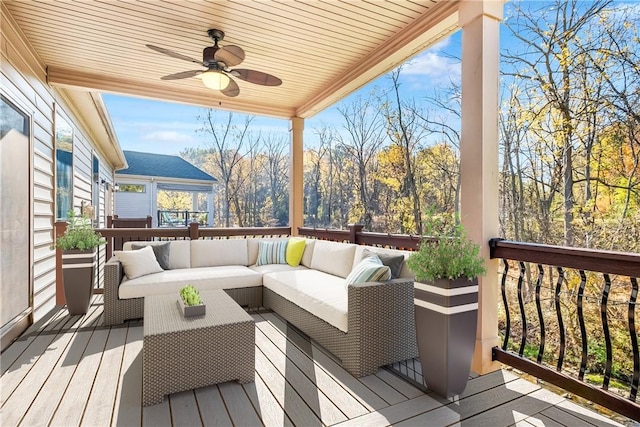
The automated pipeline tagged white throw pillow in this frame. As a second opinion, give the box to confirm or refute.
[115,245,163,279]
[345,255,391,286]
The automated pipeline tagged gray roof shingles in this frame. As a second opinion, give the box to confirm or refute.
[118,150,216,182]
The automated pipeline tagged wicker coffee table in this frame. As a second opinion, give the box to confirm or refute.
[142,289,255,406]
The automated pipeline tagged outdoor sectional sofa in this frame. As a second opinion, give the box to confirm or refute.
[104,238,418,377]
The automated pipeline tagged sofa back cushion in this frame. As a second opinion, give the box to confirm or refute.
[300,239,315,268]
[122,240,190,269]
[310,240,356,278]
[191,239,249,267]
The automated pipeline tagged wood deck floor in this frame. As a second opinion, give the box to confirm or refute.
[1,296,632,427]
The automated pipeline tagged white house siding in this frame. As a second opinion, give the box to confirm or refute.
[1,7,116,328]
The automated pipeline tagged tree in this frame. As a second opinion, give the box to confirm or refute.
[336,91,387,230]
[193,110,254,227]
[382,68,426,234]
[502,0,612,246]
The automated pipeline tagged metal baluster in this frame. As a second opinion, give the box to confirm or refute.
[555,267,566,372]
[535,264,545,363]
[578,270,588,381]
[629,277,639,402]
[600,274,613,390]
[518,261,527,357]
[501,259,511,351]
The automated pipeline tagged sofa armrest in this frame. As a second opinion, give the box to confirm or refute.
[104,256,124,299]
[347,278,417,359]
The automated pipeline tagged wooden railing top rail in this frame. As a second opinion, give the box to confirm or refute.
[298,225,426,250]
[198,226,291,238]
[490,238,640,277]
[297,227,351,241]
[95,224,292,259]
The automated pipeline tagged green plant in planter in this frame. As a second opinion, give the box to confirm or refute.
[407,211,486,281]
[179,285,203,306]
[54,210,106,251]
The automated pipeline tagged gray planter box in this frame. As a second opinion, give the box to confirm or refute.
[176,296,206,317]
[62,249,97,315]
[414,277,478,398]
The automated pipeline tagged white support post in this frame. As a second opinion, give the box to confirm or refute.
[208,190,214,227]
[459,0,503,374]
[289,117,304,236]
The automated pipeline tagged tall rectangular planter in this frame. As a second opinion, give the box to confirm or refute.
[62,249,97,315]
[414,278,478,398]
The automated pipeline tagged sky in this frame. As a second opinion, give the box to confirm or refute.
[102,30,463,156]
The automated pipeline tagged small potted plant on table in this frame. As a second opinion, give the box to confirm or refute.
[407,211,486,398]
[55,211,105,315]
[177,285,206,317]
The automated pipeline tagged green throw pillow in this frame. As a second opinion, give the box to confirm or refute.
[286,237,306,266]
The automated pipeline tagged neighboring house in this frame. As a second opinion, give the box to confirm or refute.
[115,151,217,227]
[1,10,127,348]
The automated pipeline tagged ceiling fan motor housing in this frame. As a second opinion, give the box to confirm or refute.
[203,46,221,67]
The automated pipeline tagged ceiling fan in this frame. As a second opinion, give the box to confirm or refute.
[146,29,282,97]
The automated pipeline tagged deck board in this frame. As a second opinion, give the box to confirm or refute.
[81,325,128,426]
[112,323,143,427]
[258,311,389,411]
[218,381,263,427]
[169,390,203,427]
[194,384,234,426]
[254,315,368,419]
[0,297,631,427]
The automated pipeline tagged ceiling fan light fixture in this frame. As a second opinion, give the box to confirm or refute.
[201,69,230,90]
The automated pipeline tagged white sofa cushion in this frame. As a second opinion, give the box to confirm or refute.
[114,246,163,280]
[300,239,316,268]
[250,264,308,274]
[123,240,190,270]
[263,269,348,332]
[190,239,248,267]
[119,265,262,299]
[310,240,356,278]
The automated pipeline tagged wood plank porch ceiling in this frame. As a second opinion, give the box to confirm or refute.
[3,0,459,119]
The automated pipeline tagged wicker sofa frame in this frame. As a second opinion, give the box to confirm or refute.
[263,280,418,377]
[103,246,418,377]
[104,257,263,326]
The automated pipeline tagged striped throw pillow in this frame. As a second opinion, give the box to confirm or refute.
[345,255,391,285]
[256,240,287,266]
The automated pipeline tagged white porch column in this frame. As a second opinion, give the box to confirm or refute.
[289,117,304,236]
[459,0,503,374]
[150,179,158,227]
[208,189,214,226]
[192,192,198,212]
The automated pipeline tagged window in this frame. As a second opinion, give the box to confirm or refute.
[118,184,145,193]
[55,113,73,220]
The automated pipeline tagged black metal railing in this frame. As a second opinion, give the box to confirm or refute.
[490,238,640,421]
[157,209,208,227]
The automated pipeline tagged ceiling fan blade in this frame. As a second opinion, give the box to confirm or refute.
[146,44,203,65]
[214,45,245,67]
[230,69,282,86]
[221,78,240,97]
[161,70,203,80]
